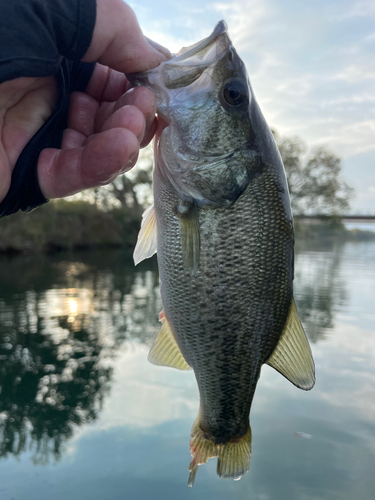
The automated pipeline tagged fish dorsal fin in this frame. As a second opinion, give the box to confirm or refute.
[177,201,200,274]
[133,204,157,265]
[266,298,315,390]
[148,316,191,371]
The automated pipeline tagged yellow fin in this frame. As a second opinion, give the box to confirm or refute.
[217,425,252,480]
[266,298,315,390]
[133,204,157,265]
[188,419,218,487]
[177,202,200,274]
[148,317,191,370]
[188,419,251,487]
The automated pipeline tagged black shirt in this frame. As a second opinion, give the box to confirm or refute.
[0,0,97,217]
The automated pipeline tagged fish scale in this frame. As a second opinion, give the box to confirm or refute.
[155,167,293,441]
[130,20,315,485]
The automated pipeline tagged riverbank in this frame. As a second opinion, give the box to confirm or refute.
[0,200,141,254]
[294,217,375,245]
[1,200,374,255]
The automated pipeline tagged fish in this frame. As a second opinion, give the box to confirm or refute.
[129,20,315,486]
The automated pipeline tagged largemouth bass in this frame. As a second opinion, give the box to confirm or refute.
[130,20,315,486]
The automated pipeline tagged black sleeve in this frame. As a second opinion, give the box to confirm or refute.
[0,0,97,217]
[0,0,96,82]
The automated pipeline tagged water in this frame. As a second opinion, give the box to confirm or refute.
[344,221,375,233]
[0,238,374,499]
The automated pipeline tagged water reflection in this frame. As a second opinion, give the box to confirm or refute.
[0,242,351,465]
[0,250,161,464]
[0,240,374,499]
[294,243,348,342]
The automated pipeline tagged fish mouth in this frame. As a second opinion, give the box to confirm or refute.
[127,20,231,87]
[171,20,229,62]
[126,20,233,124]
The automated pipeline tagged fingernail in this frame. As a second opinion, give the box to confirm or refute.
[145,36,172,61]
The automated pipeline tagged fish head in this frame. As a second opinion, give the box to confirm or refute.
[155,21,252,155]
[128,21,283,209]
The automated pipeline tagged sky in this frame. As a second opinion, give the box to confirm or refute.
[130,0,375,213]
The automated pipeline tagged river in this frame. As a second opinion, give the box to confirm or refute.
[0,231,374,499]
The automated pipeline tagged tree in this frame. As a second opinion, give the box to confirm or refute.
[108,145,153,215]
[66,145,154,213]
[69,134,353,217]
[276,135,354,215]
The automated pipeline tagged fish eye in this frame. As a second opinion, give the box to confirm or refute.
[222,80,248,107]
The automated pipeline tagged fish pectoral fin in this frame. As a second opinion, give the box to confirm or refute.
[177,202,200,274]
[266,298,315,390]
[148,317,191,371]
[133,204,157,265]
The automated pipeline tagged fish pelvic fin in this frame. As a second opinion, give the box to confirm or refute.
[148,315,191,371]
[133,204,157,265]
[188,419,251,487]
[177,201,200,275]
[266,298,315,390]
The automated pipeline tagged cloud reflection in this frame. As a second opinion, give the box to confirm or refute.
[0,239,374,496]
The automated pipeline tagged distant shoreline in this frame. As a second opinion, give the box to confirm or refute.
[295,215,375,222]
[1,201,374,256]
[294,218,375,246]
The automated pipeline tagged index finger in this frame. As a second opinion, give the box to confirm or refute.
[82,0,169,73]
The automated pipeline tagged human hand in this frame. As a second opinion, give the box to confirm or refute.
[0,0,169,204]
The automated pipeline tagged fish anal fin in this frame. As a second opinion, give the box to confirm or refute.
[148,316,191,371]
[266,298,315,390]
[188,419,251,487]
[133,204,157,265]
[177,202,200,274]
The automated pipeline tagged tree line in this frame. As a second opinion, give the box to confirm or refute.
[0,134,360,254]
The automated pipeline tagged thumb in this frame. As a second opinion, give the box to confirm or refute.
[82,0,170,73]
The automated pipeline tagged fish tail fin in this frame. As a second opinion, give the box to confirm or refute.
[187,419,252,487]
[188,419,217,487]
[217,425,252,480]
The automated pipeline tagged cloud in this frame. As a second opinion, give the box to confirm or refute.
[132,0,375,208]
[212,0,270,51]
[320,93,375,106]
[321,120,375,158]
[339,0,375,20]
[333,65,375,84]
